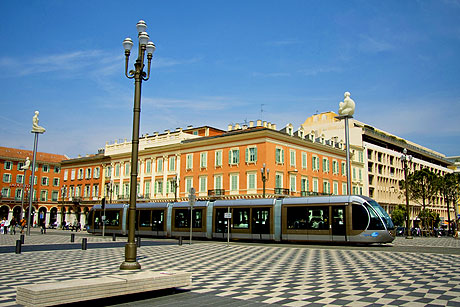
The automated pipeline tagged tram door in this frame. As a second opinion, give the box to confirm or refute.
[215,208,228,237]
[252,207,270,239]
[331,206,346,242]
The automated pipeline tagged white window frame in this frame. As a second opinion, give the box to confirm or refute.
[301,152,307,169]
[275,147,284,164]
[215,150,223,167]
[245,146,257,164]
[290,150,296,167]
[199,176,207,193]
[200,152,207,169]
[186,154,193,170]
[230,173,239,193]
[247,172,257,192]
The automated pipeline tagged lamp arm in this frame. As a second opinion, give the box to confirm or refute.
[142,54,152,81]
[125,51,135,79]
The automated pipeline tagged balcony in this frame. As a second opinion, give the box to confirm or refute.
[275,188,290,195]
[301,191,331,196]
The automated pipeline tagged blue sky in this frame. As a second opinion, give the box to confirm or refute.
[1,0,459,158]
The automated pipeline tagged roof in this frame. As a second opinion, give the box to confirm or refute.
[0,146,68,164]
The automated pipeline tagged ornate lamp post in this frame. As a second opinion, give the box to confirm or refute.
[401,148,413,239]
[336,92,355,195]
[261,163,270,198]
[120,20,156,270]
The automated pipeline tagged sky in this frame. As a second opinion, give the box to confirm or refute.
[1,0,459,159]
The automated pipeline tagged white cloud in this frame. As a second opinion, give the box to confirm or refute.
[358,35,395,53]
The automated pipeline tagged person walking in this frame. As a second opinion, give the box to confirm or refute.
[20,218,27,234]
[9,217,17,235]
[0,218,5,234]
[3,218,9,235]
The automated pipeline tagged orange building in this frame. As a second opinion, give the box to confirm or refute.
[0,146,67,226]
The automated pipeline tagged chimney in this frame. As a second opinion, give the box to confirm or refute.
[249,121,254,128]
[228,124,233,131]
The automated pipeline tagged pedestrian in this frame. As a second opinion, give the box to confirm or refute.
[9,217,16,235]
[0,218,5,234]
[40,220,46,234]
[3,218,9,235]
[20,218,27,234]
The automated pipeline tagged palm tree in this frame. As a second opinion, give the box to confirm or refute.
[438,173,460,235]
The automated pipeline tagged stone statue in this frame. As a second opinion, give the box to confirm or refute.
[32,111,46,133]
[21,157,30,170]
[338,91,355,117]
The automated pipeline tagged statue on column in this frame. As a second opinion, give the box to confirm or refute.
[338,92,355,117]
[21,157,31,170]
[32,111,46,133]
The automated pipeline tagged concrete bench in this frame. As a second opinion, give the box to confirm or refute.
[16,271,192,307]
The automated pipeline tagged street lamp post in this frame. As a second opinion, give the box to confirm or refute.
[120,20,156,270]
[401,148,413,239]
[261,163,270,198]
[173,176,179,202]
[20,157,31,220]
[61,186,66,226]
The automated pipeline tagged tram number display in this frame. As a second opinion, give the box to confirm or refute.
[224,212,232,219]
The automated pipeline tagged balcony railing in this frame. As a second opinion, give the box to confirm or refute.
[301,191,332,196]
[275,188,290,195]
[208,189,225,197]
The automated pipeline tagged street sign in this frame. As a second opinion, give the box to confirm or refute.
[224,212,232,219]
[189,187,196,206]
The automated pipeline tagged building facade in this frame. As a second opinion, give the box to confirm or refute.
[0,146,67,227]
[302,112,453,224]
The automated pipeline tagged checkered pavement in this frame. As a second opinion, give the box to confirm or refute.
[0,233,459,306]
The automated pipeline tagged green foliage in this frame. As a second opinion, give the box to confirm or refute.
[391,204,407,226]
[418,208,440,229]
[405,168,439,210]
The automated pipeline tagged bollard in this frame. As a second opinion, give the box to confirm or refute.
[82,238,87,250]
[16,240,22,254]
[178,236,183,246]
[136,237,141,247]
[71,233,75,242]
[112,233,116,241]
[20,234,25,244]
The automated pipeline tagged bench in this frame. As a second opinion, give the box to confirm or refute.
[16,271,192,307]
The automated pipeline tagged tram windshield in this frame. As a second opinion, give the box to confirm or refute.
[366,200,394,230]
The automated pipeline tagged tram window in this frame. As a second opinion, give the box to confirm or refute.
[87,211,94,226]
[287,207,309,229]
[175,209,188,228]
[352,204,368,230]
[364,203,385,230]
[233,208,249,229]
[94,211,101,229]
[105,210,120,226]
[193,209,202,228]
[306,207,328,230]
[152,211,164,231]
[139,210,151,227]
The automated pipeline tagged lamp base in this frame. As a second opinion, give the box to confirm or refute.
[120,242,141,270]
[120,261,141,270]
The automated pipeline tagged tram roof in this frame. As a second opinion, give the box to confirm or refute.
[213,198,276,207]
[173,201,208,208]
[136,202,169,208]
[92,203,127,209]
[282,195,365,205]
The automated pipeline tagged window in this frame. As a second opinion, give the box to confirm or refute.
[233,208,250,229]
[78,169,84,180]
[302,152,307,169]
[290,150,296,167]
[312,156,320,171]
[323,180,330,194]
[17,174,24,184]
[15,189,22,199]
[301,177,309,192]
[41,177,49,186]
[17,162,24,170]
[247,172,256,190]
[215,150,222,167]
[156,158,163,172]
[75,186,81,197]
[92,185,99,198]
[29,176,37,185]
[123,183,130,197]
[286,206,329,230]
[342,183,347,195]
[4,161,12,170]
[145,181,151,197]
[71,170,76,180]
[124,163,130,176]
[229,149,240,165]
[185,177,193,194]
[115,164,120,177]
[1,188,10,198]
[84,185,91,197]
[275,148,284,164]
[290,175,296,192]
[341,162,346,176]
[94,167,100,179]
[199,176,207,193]
[245,147,257,163]
[186,154,193,170]
[146,160,151,174]
[312,178,319,193]
[230,174,239,191]
[200,152,207,168]
[332,160,339,174]
[169,156,176,171]
[275,173,282,188]
[333,181,339,195]
[214,175,222,189]
[3,174,12,183]
[40,190,48,201]
[64,170,69,181]
[155,180,163,194]
[52,191,59,201]
[86,168,92,179]
[322,158,330,173]
[43,164,49,172]
[54,166,60,173]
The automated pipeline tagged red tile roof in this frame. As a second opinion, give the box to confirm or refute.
[0,146,68,164]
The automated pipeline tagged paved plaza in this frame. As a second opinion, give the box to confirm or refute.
[0,230,460,306]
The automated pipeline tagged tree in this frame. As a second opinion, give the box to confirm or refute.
[391,204,407,227]
[437,173,460,235]
[418,209,440,233]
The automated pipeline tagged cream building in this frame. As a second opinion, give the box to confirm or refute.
[302,111,453,224]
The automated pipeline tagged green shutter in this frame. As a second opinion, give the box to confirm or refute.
[245,148,249,163]
[236,149,240,163]
[255,147,258,161]
[281,149,284,163]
